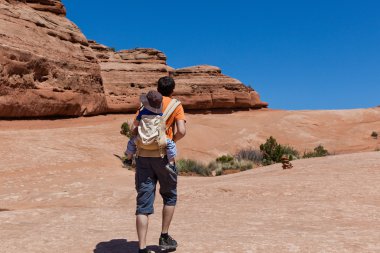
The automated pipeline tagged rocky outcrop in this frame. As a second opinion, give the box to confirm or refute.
[0,0,266,118]
[173,65,267,110]
[90,41,267,113]
[0,0,107,118]
[24,0,66,15]
[88,41,173,113]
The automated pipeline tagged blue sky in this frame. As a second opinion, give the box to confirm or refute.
[63,0,380,110]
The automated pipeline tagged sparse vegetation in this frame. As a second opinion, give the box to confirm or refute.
[371,131,378,139]
[177,159,212,176]
[235,148,263,164]
[176,155,254,177]
[302,145,330,158]
[210,155,253,176]
[259,136,299,165]
[120,121,132,138]
[216,155,234,163]
[174,137,332,177]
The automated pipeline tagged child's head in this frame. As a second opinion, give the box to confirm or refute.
[140,90,163,114]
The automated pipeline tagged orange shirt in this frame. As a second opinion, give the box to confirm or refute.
[135,96,186,140]
[162,96,186,139]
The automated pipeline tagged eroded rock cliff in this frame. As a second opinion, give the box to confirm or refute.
[0,0,107,117]
[173,65,267,110]
[0,0,267,118]
[88,41,173,113]
[89,41,267,113]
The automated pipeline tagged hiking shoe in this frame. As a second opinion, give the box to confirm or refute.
[138,249,154,253]
[165,163,178,175]
[159,234,178,250]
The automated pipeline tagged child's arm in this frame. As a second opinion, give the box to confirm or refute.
[131,119,139,136]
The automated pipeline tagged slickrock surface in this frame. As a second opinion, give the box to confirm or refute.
[1,109,380,252]
[0,0,107,117]
[89,41,267,113]
[179,107,380,162]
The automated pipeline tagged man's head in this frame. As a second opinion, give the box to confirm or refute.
[157,76,175,97]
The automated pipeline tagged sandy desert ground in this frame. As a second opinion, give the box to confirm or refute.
[1,108,380,252]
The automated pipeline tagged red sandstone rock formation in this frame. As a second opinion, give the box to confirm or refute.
[173,65,267,110]
[0,0,107,117]
[88,41,173,113]
[0,0,267,118]
[89,41,268,113]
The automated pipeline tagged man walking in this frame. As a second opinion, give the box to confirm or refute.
[134,76,186,253]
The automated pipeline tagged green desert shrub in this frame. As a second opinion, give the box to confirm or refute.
[259,136,299,165]
[209,156,253,176]
[371,131,378,139]
[216,155,234,163]
[177,159,212,176]
[302,145,330,158]
[235,148,263,164]
[120,122,132,138]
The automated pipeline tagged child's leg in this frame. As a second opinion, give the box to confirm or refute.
[166,139,177,164]
[125,136,138,160]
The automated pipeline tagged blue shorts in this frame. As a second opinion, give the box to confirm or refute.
[135,156,177,215]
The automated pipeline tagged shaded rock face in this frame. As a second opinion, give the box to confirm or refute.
[24,0,66,15]
[90,41,267,113]
[0,0,107,117]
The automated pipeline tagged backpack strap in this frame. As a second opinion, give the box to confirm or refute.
[162,98,181,131]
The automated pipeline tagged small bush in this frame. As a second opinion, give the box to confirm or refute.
[303,145,330,158]
[371,131,378,139]
[235,148,263,164]
[120,122,132,138]
[216,155,234,163]
[209,158,253,176]
[177,159,212,176]
[259,136,299,165]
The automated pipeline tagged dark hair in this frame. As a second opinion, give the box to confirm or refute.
[157,76,175,96]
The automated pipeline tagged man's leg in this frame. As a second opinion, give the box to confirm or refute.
[135,157,157,251]
[162,205,175,233]
[136,214,149,249]
[152,157,178,250]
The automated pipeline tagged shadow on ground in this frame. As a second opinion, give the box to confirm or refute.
[94,239,166,253]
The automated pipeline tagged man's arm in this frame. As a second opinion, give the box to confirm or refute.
[173,119,186,142]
